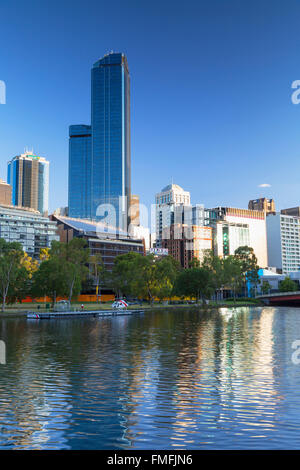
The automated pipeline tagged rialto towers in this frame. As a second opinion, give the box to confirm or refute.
[68,52,131,232]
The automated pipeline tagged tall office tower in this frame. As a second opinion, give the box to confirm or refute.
[155,184,191,246]
[69,125,92,219]
[248,198,275,215]
[7,151,49,215]
[0,179,12,205]
[91,52,130,231]
[69,52,131,232]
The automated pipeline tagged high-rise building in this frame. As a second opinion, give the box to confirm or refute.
[68,125,92,218]
[7,151,49,215]
[69,52,131,232]
[155,184,191,246]
[248,198,275,214]
[0,179,12,205]
[266,213,300,274]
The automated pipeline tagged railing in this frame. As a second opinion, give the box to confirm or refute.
[256,290,300,298]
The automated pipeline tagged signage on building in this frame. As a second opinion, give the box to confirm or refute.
[150,248,169,256]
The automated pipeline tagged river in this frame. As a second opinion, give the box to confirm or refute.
[0,306,299,449]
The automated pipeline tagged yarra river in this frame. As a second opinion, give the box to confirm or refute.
[0,306,300,449]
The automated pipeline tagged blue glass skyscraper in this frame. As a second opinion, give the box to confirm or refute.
[7,151,49,215]
[68,125,92,219]
[68,52,131,231]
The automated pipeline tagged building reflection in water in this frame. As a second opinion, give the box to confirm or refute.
[0,307,298,449]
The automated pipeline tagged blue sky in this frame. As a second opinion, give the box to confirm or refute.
[0,0,300,213]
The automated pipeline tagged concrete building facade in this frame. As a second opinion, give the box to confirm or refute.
[155,184,191,246]
[208,207,268,267]
[266,213,300,274]
[0,204,58,258]
[0,180,12,205]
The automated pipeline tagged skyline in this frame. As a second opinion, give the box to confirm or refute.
[1,0,300,214]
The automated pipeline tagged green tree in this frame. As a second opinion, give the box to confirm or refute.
[6,265,30,305]
[261,280,271,295]
[234,246,260,296]
[173,267,211,304]
[155,255,180,301]
[222,255,243,302]
[109,252,142,298]
[189,257,200,268]
[89,253,106,301]
[56,238,90,302]
[201,250,224,301]
[279,277,298,292]
[132,254,159,303]
[31,256,66,304]
[0,239,25,312]
[32,239,90,304]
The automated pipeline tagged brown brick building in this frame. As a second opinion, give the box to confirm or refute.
[162,224,212,269]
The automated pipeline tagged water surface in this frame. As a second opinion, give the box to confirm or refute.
[0,306,300,449]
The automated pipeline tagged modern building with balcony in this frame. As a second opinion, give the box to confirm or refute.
[0,204,59,258]
[266,212,300,274]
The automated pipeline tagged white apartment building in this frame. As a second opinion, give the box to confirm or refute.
[209,207,268,268]
[155,184,191,246]
[266,213,300,274]
[0,204,59,259]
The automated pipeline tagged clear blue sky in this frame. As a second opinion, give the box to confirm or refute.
[0,0,300,214]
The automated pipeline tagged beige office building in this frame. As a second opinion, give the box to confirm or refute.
[0,180,12,205]
[248,198,275,215]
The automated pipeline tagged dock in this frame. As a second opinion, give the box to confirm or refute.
[27,309,144,319]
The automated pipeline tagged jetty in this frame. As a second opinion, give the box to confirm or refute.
[27,309,144,319]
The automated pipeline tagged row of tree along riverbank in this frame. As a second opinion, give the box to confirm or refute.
[0,236,269,312]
